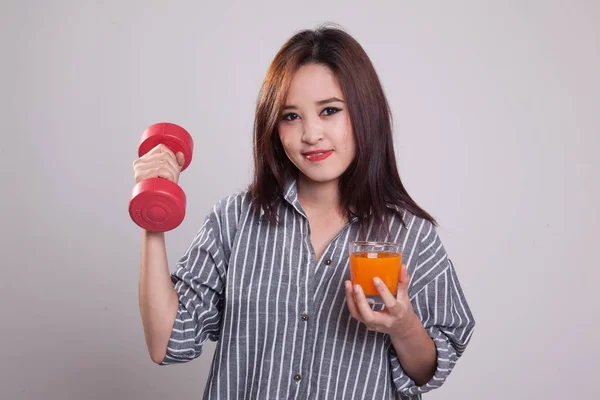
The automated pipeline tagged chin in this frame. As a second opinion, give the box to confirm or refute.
[298,169,344,184]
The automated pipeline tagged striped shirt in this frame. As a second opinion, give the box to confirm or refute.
[160,178,475,400]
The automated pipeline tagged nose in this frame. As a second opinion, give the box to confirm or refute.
[301,119,323,144]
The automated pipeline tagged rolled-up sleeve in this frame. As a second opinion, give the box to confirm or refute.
[389,224,475,397]
[159,206,228,365]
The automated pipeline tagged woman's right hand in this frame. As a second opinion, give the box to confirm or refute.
[133,144,185,185]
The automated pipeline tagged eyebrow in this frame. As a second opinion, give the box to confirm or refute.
[282,97,344,111]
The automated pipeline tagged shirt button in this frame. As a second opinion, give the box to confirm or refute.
[325,259,332,265]
[294,373,302,382]
[301,313,309,321]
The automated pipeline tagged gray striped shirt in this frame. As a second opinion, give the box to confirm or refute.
[160,178,475,399]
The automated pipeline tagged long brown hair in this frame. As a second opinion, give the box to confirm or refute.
[249,24,437,239]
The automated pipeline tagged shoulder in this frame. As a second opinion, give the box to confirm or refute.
[206,188,259,232]
[388,208,450,294]
[195,189,255,252]
[210,189,253,221]
[385,205,436,245]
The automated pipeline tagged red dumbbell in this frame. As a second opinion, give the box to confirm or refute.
[129,122,194,232]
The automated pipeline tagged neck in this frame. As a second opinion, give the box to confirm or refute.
[297,174,343,217]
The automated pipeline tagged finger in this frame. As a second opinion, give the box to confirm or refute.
[147,143,169,155]
[344,281,363,321]
[137,166,176,182]
[373,277,398,311]
[155,146,180,170]
[158,144,178,162]
[146,144,179,166]
[138,151,180,174]
[353,284,379,324]
[176,151,185,167]
[156,167,177,182]
[396,264,410,298]
[162,152,181,174]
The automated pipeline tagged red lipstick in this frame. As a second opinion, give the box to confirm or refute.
[303,150,333,162]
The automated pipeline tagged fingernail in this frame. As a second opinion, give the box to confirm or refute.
[344,281,350,290]
[354,284,360,294]
[373,277,382,285]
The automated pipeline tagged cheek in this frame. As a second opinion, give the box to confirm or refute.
[340,130,355,154]
[279,126,301,152]
[279,137,294,155]
[278,125,290,144]
[279,136,290,150]
[277,131,288,148]
[338,117,354,153]
[345,137,357,161]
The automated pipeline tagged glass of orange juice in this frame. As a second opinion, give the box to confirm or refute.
[349,241,402,299]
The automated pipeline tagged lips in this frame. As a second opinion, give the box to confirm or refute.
[302,150,333,162]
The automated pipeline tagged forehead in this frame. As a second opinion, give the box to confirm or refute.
[286,63,343,102]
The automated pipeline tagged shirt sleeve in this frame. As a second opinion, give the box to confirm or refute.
[389,222,476,396]
[158,203,229,365]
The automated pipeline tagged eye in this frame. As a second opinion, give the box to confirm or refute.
[281,112,300,121]
[321,107,341,116]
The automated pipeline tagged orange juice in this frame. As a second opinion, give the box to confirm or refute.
[350,251,402,296]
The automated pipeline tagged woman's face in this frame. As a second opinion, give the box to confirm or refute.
[278,63,356,185]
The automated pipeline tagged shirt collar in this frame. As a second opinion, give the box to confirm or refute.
[282,176,307,218]
[279,176,402,223]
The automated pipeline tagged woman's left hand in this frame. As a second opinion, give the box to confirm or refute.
[344,264,420,336]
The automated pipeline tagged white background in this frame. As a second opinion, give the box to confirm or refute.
[2,1,599,399]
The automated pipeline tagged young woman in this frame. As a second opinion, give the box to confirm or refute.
[134,25,475,400]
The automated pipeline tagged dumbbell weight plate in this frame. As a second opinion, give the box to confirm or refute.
[138,122,193,170]
[129,177,186,231]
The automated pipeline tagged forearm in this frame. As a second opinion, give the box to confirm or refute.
[139,230,179,363]
[390,310,437,386]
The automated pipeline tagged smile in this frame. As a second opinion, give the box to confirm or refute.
[303,150,333,162]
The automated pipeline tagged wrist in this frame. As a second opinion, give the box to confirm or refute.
[391,310,423,342]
